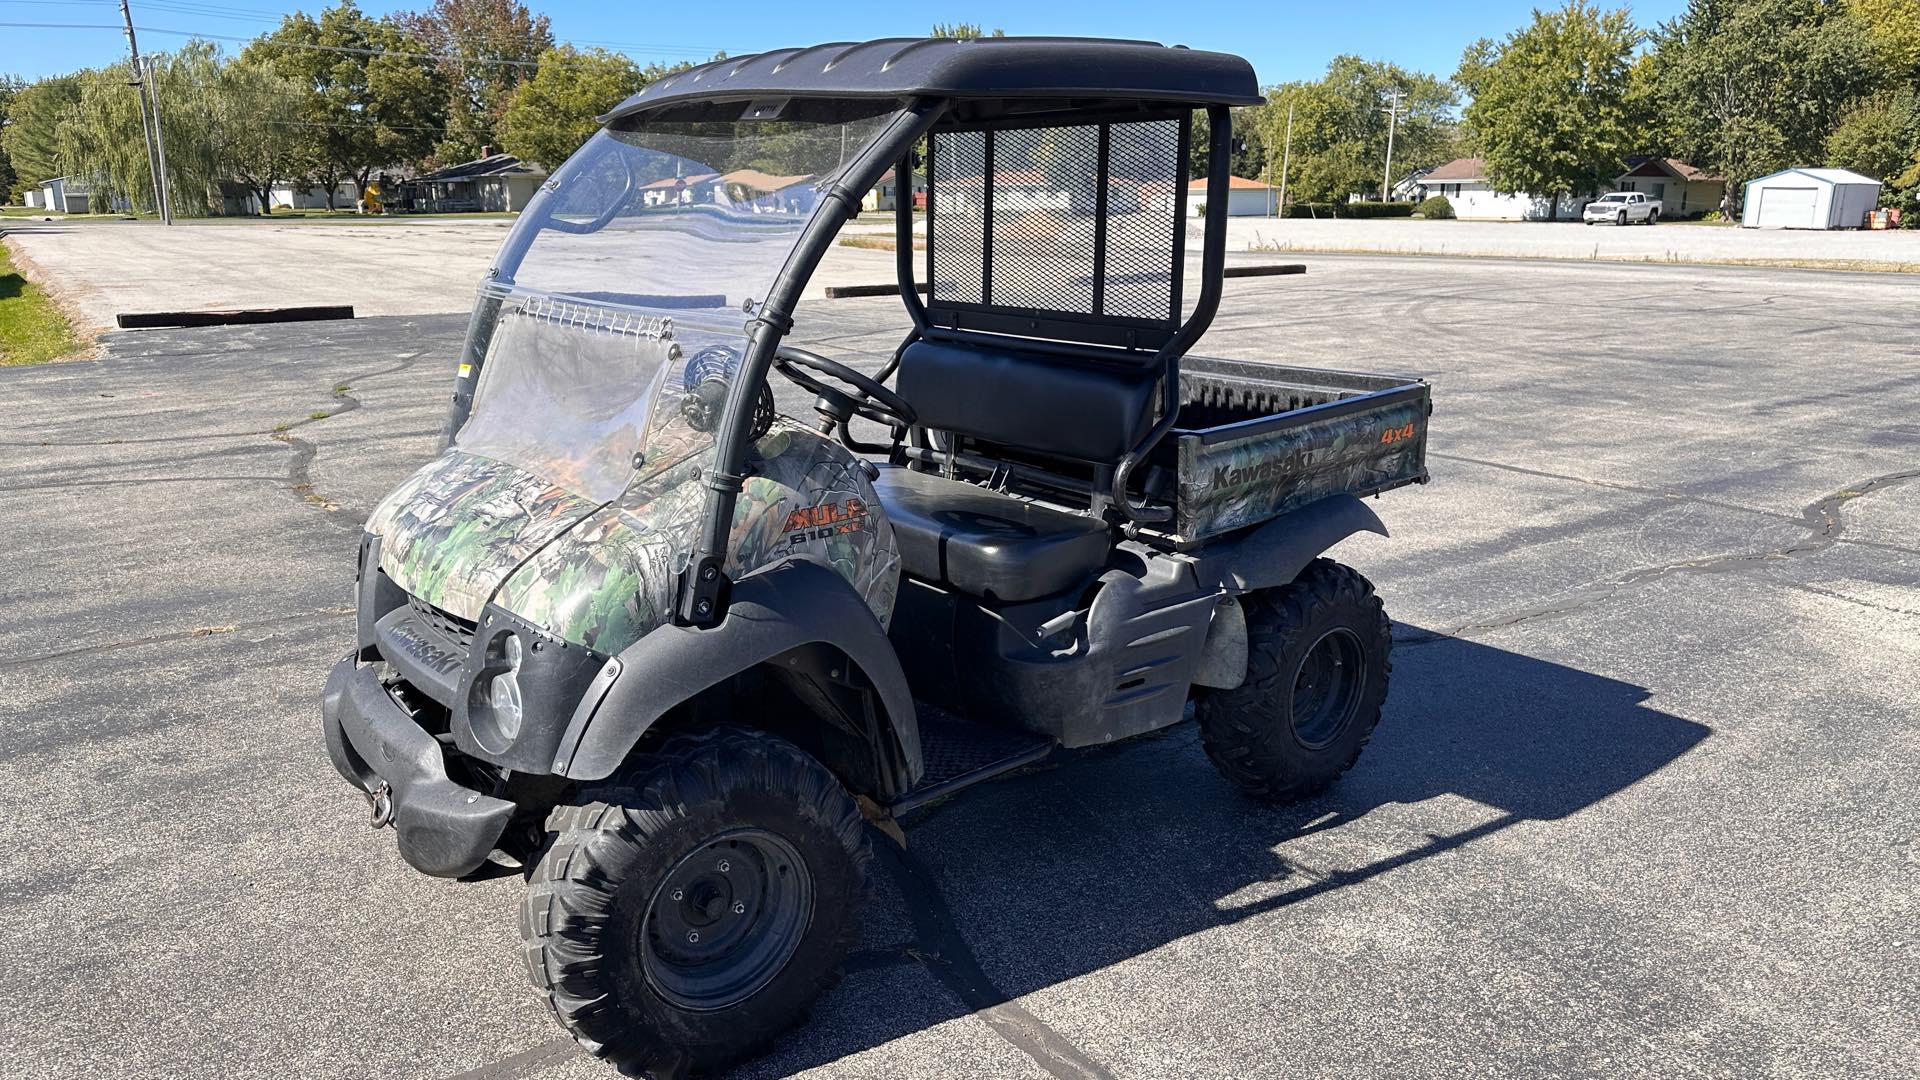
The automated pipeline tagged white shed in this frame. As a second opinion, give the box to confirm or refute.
[1185,176,1279,216]
[1741,168,1882,230]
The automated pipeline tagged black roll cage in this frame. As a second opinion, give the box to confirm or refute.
[442,82,1239,631]
[676,95,1233,627]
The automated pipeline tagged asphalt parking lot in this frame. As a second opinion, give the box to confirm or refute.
[0,254,1915,1079]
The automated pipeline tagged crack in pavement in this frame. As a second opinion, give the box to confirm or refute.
[1426,451,1814,528]
[265,351,424,521]
[1397,464,1920,647]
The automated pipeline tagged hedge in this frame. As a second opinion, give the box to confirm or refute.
[1282,200,1415,219]
[1415,195,1455,219]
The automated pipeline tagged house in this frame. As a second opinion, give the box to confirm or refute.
[937,170,1072,214]
[1390,168,1432,203]
[862,168,926,212]
[1741,168,1883,230]
[403,152,548,213]
[640,172,719,208]
[1616,158,1724,218]
[715,169,815,213]
[1185,175,1278,216]
[268,180,359,211]
[1413,159,1587,220]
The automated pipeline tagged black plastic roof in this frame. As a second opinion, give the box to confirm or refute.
[603,38,1262,121]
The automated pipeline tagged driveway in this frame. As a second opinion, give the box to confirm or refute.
[0,255,1914,1079]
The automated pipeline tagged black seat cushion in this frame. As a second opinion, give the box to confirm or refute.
[894,338,1157,463]
[872,465,1112,602]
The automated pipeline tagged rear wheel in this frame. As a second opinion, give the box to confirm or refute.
[1195,559,1391,802]
[520,727,869,1076]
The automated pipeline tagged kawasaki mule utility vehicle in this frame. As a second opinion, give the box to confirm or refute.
[322,36,1430,1076]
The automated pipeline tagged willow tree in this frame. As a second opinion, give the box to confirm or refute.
[218,59,312,214]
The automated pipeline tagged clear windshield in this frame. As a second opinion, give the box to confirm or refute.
[453,110,899,501]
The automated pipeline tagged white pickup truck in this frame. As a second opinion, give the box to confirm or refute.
[1584,191,1661,225]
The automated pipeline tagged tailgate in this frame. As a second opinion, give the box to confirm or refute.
[1175,379,1430,542]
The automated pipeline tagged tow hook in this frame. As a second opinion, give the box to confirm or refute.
[366,781,394,829]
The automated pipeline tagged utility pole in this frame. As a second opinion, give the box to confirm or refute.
[1276,103,1293,218]
[143,55,174,223]
[118,0,169,222]
[1381,90,1403,203]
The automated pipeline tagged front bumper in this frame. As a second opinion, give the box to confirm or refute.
[321,654,516,877]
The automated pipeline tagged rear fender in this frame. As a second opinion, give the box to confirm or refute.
[553,559,922,798]
[1189,494,1388,594]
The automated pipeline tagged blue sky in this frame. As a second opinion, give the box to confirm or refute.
[1,2,1688,84]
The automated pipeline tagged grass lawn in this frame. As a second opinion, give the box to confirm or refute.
[1,206,138,221]
[0,244,80,366]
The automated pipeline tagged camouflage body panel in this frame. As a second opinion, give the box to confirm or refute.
[493,422,900,654]
[364,451,600,620]
[1175,392,1429,542]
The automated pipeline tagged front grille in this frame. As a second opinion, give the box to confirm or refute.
[408,594,477,652]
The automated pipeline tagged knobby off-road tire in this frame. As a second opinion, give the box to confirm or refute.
[1196,559,1392,802]
[520,727,869,1077]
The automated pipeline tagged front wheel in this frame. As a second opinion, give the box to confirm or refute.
[521,727,869,1076]
[1195,559,1391,802]
[1616,210,1627,226]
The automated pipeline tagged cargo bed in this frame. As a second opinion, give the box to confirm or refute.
[1157,355,1430,543]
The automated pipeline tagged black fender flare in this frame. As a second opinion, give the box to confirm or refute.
[1189,494,1388,594]
[553,559,922,796]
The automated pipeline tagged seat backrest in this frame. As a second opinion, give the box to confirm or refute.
[894,338,1157,463]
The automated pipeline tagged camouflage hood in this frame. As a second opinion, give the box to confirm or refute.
[365,426,900,657]
[365,450,604,621]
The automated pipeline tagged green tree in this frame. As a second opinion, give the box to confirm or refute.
[400,0,553,163]
[0,75,20,203]
[1,75,79,190]
[931,23,1006,38]
[1189,106,1269,181]
[1264,56,1457,204]
[499,46,661,167]
[217,59,313,215]
[246,3,446,206]
[1651,0,1883,210]
[1847,0,1920,72]
[1825,89,1920,180]
[1457,2,1641,218]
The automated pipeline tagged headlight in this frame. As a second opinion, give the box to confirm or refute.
[488,632,524,741]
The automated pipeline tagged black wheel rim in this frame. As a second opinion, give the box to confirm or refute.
[639,828,814,1011]
[1287,628,1367,750]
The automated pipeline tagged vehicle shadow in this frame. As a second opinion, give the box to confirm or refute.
[736,626,1711,1078]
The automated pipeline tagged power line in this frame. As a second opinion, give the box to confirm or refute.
[0,19,720,67]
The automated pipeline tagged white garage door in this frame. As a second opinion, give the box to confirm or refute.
[1755,186,1818,229]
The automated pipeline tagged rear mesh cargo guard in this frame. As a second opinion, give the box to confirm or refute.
[925,114,1190,350]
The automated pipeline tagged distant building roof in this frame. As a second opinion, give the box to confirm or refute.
[718,168,812,192]
[1187,175,1272,191]
[1422,158,1487,182]
[1622,157,1722,183]
[639,172,719,190]
[411,153,546,183]
[1757,167,1881,186]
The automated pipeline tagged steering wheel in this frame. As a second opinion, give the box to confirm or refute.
[773,346,918,432]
